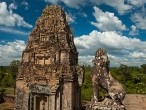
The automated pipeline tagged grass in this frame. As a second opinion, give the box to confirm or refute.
[0,88,14,95]
[0,103,15,110]
[0,88,15,110]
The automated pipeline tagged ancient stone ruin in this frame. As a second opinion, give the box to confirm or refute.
[89,48,126,110]
[16,5,84,110]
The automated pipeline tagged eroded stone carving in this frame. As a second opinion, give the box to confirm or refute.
[76,65,85,87]
[16,5,84,110]
[91,48,126,110]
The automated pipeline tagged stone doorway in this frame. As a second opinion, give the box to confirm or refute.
[30,94,49,110]
[29,84,50,110]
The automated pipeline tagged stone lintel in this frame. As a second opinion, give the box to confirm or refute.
[62,76,74,82]
[29,84,50,95]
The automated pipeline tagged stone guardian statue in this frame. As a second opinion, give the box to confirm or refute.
[91,48,126,110]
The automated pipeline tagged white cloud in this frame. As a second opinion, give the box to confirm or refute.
[91,7,126,31]
[0,2,32,28]
[77,11,87,17]
[90,0,132,14]
[45,0,59,4]
[61,0,85,9]
[78,55,94,65]
[74,30,146,66]
[129,51,146,59]
[129,25,139,35]
[0,40,26,66]
[44,0,132,13]
[9,3,17,10]
[21,1,29,10]
[0,26,29,36]
[66,12,76,24]
[45,0,85,8]
[82,12,87,17]
[128,0,146,7]
[43,0,145,16]
[131,8,146,30]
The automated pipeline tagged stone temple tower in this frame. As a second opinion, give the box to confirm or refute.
[16,5,84,110]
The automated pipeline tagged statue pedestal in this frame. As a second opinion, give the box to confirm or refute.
[92,103,125,110]
[85,98,125,110]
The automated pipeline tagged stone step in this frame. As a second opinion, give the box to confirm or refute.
[123,94,146,110]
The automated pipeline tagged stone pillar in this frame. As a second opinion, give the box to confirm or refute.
[56,92,60,110]
[33,95,36,110]
[75,87,80,110]
[56,51,60,63]
[49,94,56,110]
[46,96,49,110]
[62,81,73,110]
[29,93,33,110]
[60,51,66,63]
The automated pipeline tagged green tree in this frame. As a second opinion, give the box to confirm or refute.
[130,71,144,83]
[1,72,14,87]
[81,66,92,101]
[141,64,146,74]
[9,60,20,94]
[9,60,20,79]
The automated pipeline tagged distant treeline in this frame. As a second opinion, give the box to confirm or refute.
[0,60,146,101]
[0,60,20,89]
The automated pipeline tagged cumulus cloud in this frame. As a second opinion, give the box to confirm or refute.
[78,55,94,65]
[45,0,85,8]
[45,0,132,14]
[21,1,29,10]
[0,40,26,66]
[128,0,146,7]
[91,7,126,31]
[45,0,59,4]
[129,25,139,35]
[129,51,146,59]
[74,30,146,66]
[131,8,146,30]
[77,11,87,18]
[66,12,76,24]
[0,26,29,36]
[82,12,87,17]
[90,0,132,14]
[61,0,85,8]
[0,2,32,28]
[9,3,17,10]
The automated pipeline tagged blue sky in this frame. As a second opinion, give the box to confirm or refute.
[0,0,146,66]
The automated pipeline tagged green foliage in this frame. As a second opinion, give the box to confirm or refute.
[81,66,92,101]
[9,60,20,79]
[130,71,144,83]
[141,64,146,74]
[0,60,19,88]
[1,73,14,87]
[0,87,6,94]
[111,65,146,94]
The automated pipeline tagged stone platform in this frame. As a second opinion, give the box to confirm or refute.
[123,94,146,110]
[85,103,125,110]
[84,94,146,110]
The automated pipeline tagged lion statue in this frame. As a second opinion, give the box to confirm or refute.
[91,48,126,109]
